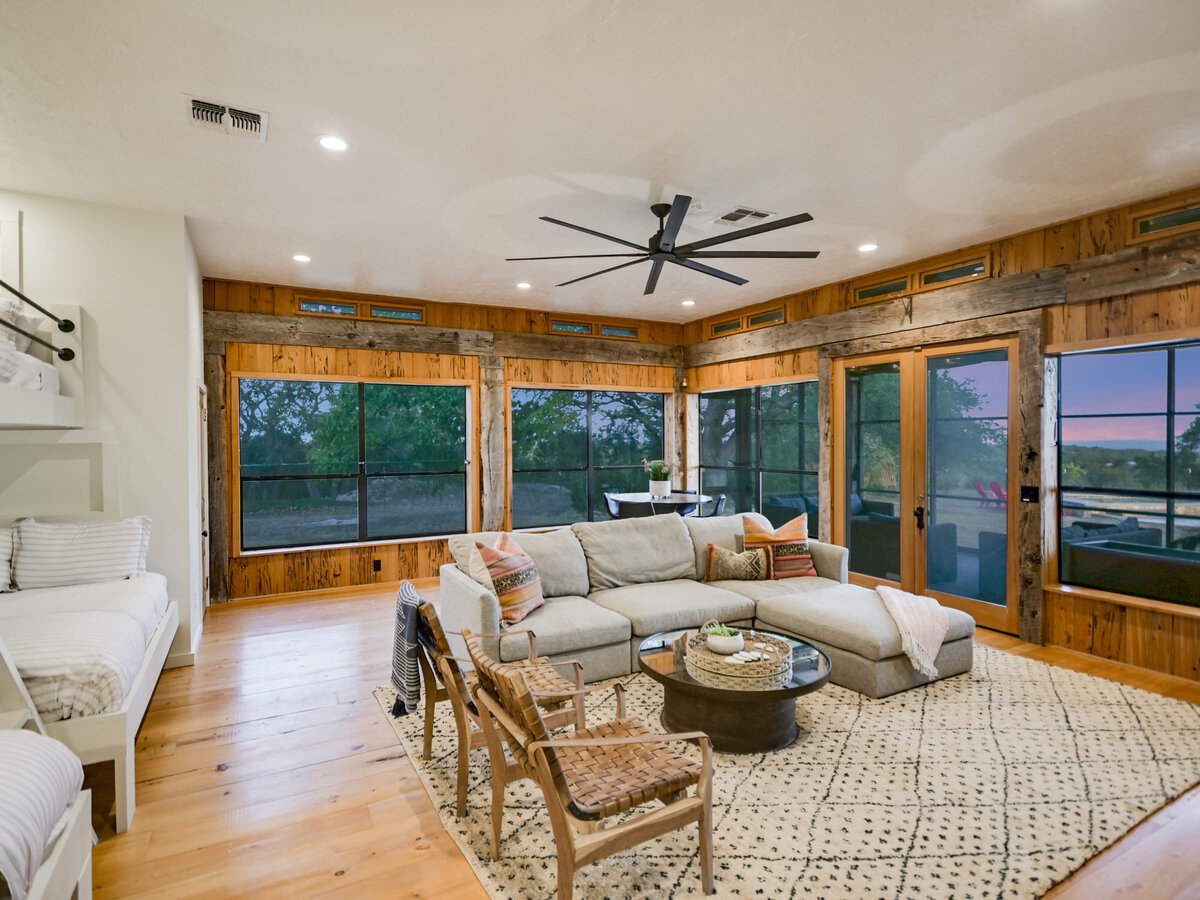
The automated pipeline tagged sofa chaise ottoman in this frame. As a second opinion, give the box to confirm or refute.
[439,513,974,698]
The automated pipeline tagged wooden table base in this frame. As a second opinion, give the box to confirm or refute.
[659,682,799,753]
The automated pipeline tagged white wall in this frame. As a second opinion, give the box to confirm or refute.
[0,189,204,660]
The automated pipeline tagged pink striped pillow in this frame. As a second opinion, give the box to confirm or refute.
[474,533,545,624]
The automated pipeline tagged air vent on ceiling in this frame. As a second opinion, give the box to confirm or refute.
[713,205,774,227]
[186,96,269,143]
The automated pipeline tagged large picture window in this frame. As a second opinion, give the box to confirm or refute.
[699,381,819,525]
[1058,342,1200,602]
[238,378,468,550]
[510,388,665,528]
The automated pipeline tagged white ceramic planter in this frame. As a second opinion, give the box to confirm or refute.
[706,631,745,655]
[649,479,671,498]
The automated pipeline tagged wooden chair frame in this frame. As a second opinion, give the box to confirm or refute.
[465,631,714,899]
[414,605,585,819]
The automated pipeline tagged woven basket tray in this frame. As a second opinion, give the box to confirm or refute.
[685,631,793,680]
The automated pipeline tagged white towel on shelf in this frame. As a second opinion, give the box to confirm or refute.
[876,585,949,678]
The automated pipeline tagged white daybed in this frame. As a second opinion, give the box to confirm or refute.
[0,641,93,900]
[0,519,178,834]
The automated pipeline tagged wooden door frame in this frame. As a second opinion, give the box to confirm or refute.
[831,336,1022,634]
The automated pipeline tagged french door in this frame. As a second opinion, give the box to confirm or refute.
[832,337,1020,633]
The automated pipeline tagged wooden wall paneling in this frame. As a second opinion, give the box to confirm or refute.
[1078,209,1125,260]
[204,351,230,603]
[1043,591,1075,650]
[1124,607,1175,673]
[1043,220,1081,267]
[1173,619,1200,681]
[1017,322,1045,643]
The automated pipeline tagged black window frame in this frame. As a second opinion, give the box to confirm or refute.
[237,377,470,551]
[698,380,820,520]
[509,387,667,528]
[1057,340,1200,587]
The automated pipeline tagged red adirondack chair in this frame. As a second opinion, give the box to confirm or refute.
[990,481,1007,509]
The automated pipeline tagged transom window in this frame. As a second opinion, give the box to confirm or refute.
[699,381,819,525]
[510,388,665,527]
[237,378,468,550]
[1058,342,1200,602]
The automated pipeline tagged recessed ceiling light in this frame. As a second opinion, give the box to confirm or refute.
[681,300,696,307]
[516,282,531,289]
[858,243,878,253]
[292,254,311,263]
[318,135,349,151]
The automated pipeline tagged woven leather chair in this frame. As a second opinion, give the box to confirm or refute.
[463,628,714,899]
[414,603,585,818]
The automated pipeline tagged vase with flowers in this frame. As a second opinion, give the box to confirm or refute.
[643,458,672,499]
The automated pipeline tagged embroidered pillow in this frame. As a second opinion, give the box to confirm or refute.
[705,544,768,582]
[741,513,816,579]
[472,533,545,624]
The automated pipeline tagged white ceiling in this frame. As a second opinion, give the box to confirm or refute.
[2,1,1200,323]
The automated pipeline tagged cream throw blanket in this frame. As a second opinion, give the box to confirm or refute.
[876,585,949,678]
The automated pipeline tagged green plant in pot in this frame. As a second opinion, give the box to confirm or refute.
[643,457,672,499]
[702,619,744,654]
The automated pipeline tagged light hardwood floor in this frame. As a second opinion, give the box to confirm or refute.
[89,581,1200,899]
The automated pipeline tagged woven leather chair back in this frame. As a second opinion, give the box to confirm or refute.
[416,603,473,706]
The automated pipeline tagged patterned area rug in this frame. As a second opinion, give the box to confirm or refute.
[375,645,1200,899]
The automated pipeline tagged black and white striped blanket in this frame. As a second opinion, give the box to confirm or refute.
[390,581,423,716]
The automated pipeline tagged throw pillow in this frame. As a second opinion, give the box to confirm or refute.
[705,544,768,582]
[0,294,41,353]
[12,516,152,589]
[742,512,817,579]
[472,533,545,624]
[0,527,12,592]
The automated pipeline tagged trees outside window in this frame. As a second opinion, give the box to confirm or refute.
[699,381,818,525]
[238,378,468,550]
[510,389,664,527]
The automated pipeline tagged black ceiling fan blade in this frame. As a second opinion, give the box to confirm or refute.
[667,256,748,286]
[680,250,821,259]
[506,253,646,261]
[539,216,648,252]
[556,257,648,287]
[676,212,815,252]
[643,259,665,295]
[657,194,692,253]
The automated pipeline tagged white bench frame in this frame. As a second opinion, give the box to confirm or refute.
[25,790,93,900]
[44,600,179,834]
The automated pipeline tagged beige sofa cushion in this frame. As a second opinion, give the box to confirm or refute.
[753,582,975,660]
[498,595,631,661]
[682,516,744,580]
[587,579,755,635]
[572,514,695,590]
[446,528,589,598]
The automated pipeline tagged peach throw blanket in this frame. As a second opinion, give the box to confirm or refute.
[875,585,949,678]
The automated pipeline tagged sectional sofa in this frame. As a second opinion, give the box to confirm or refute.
[439,512,974,699]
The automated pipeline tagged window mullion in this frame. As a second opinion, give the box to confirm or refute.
[358,382,368,543]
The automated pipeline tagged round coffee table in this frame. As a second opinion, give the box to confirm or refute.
[637,628,832,753]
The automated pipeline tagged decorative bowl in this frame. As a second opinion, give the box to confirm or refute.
[705,632,744,655]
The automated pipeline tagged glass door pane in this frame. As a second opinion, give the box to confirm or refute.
[924,349,1009,604]
[844,361,903,581]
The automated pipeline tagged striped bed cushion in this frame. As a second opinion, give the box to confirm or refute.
[742,513,817,579]
[0,527,11,592]
[12,517,151,590]
[471,533,545,624]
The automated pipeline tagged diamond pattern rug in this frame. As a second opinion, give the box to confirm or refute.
[375,645,1200,899]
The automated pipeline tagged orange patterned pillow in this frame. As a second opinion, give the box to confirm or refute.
[474,533,545,623]
[742,513,816,579]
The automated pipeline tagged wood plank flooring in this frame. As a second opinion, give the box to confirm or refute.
[89,582,1200,899]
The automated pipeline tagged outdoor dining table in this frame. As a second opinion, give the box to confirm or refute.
[608,492,713,517]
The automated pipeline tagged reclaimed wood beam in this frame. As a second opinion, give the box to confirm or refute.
[684,269,1065,367]
[1065,231,1200,304]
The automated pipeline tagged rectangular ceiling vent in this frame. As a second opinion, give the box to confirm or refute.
[713,205,774,227]
[187,97,269,143]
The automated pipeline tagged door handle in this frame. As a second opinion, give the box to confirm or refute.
[913,506,925,530]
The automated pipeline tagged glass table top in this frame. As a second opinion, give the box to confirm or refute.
[637,627,831,694]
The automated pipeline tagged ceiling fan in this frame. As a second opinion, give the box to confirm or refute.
[507,193,819,295]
